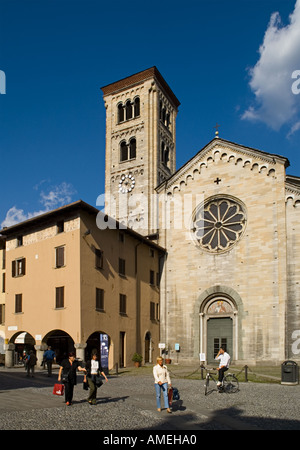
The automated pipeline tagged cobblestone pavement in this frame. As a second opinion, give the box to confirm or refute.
[0,366,299,431]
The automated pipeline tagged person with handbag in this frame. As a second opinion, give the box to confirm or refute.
[84,352,108,405]
[58,352,86,406]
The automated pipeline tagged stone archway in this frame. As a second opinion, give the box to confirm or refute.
[5,331,36,367]
[193,285,244,363]
[43,330,75,364]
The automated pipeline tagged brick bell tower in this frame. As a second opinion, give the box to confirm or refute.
[101,67,180,236]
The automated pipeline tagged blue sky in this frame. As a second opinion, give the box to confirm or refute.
[1,0,300,227]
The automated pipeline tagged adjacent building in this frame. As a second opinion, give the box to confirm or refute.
[1,201,162,368]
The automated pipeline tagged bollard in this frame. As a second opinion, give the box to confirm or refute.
[244,365,248,382]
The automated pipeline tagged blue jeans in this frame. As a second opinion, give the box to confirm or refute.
[155,383,169,409]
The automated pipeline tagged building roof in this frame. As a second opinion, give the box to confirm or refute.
[156,137,290,192]
[0,200,165,253]
[101,66,180,109]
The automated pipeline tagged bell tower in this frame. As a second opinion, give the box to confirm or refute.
[101,67,180,236]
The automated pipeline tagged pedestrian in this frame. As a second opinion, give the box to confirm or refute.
[26,350,37,377]
[153,356,172,413]
[43,346,56,377]
[58,352,86,406]
[215,346,231,387]
[84,352,108,405]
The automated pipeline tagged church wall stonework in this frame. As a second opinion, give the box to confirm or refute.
[158,142,291,365]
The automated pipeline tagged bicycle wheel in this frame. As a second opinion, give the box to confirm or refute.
[223,374,239,393]
[204,376,210,396]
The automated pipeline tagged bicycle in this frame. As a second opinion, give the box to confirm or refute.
[203,367,239,395]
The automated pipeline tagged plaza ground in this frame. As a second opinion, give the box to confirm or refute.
[0,363,299,431]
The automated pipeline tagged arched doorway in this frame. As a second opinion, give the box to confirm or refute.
[86,332,111,370]
[12,331,35,365]
[43,330,74,364]
[199,295,238,364]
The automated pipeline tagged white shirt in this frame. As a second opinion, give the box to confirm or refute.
[216,352,230,368]
[91,360,99,374]
[153,364,171,385]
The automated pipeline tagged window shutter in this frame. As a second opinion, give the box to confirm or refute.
[12,260,16,277]
[56,247,64,268]
[21,258,26,275]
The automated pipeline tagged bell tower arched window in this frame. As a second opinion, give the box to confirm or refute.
[129,137,136,159]
[134,97,140,117]
[120,138,137,162]
[118,103,124,123]
[126,100,133,120]
[117,97,140,124]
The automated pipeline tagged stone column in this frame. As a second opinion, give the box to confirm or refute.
[74,343,87,363]
[35,344,47,369]
[4,343,15,368]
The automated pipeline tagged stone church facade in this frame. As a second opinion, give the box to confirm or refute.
[102,67,300,365]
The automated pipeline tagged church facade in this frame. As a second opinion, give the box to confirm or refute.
[101,67,300,365]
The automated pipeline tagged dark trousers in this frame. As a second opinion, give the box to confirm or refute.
[218,367,228,382]
[64,382,75,403]
[46,360,53,376]
[87,377,98,404]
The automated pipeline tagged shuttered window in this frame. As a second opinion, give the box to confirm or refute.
[15,294,22,313]
[119,294,126,315]
[95,248,103,270]
[96,288,104,311]
[56,246,65,268]
[55,287,64,309]
[12,258,26,277]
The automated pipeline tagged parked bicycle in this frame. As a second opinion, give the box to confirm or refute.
[203,367,239,395]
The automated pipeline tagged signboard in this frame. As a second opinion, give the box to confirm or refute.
[199,353,206,362]
[158,343,166,349]
[100,333,109,369]
[175,343,180,351]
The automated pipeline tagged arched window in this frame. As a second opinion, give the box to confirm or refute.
[120,141,128,162]
[126,100,132,120]
[161,142,165,162]
[129,138,136,159]
[164,146,169,165]
[118,103,124,123]
[134,97,140,117]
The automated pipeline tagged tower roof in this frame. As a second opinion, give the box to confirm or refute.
[101,66,180,109]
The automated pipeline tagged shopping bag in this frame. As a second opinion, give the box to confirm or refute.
[53,383,64,396]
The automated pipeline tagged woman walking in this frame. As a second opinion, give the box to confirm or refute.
[153,356,172,413]
[84,353,108,405]
[58,352,86,406]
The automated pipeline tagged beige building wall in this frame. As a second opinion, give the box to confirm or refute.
[2,202,161,368]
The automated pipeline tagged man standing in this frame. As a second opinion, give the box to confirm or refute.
[43,346,56,377]
[215,346,230,387]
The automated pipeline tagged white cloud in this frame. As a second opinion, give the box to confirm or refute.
[242,0,300,135]
[1,182,76,228]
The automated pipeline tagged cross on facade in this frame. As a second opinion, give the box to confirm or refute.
[214,177,221,185]
[214,123,220,137]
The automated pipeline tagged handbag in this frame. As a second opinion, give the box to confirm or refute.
[62,373,69,383]
[168,387,173,406]
[95,375,103,387]
[53,383,64,396]
[83,380,89,390]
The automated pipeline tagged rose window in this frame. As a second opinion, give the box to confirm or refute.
[193,197,246,253]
